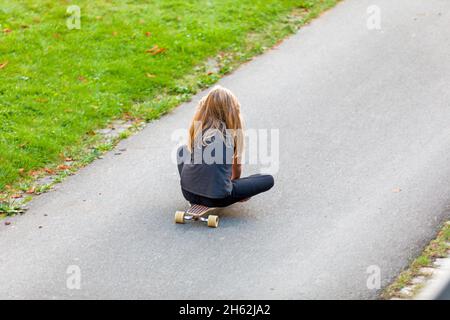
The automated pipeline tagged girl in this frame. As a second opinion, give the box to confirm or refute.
[177,85,274,208]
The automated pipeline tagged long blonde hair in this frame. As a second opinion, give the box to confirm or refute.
[188,85,244,160]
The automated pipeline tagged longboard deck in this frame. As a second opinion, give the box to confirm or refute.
[186,204,215,217]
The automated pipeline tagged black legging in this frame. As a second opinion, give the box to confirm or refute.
[178,164,274,207]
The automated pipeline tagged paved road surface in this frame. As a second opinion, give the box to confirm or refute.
[1,0,450,299]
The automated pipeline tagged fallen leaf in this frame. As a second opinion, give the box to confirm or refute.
[123,112,133,120]
[3,28,12,33]
[18,168,25,175]
[11,194,22,199]
[57,165,71,170]
[146,73,156,78]
[0,61,8,70]
[4,222,11,226]
[145,31,151,37]
[26,187,36,194]
[273,39,283,48]
[78,75,87,83]
[44,168,55,174]
[35,97,48,103]
[65,157,73,162]
[146,45,166,56]
[29,170,41,176]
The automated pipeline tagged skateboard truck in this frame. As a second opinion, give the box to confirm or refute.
[174,204,219,228]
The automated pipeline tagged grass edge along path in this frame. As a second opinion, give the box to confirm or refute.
[382,221,450,299]
[0,0,340,218]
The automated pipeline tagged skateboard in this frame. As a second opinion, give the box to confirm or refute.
[174,204,219,228]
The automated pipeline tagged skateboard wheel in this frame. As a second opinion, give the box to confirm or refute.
[207,215,219,228]
[174,211,185,224]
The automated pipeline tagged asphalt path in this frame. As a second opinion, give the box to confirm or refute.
[1,0,450,299]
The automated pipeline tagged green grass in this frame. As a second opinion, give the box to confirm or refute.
[0,0,338,193]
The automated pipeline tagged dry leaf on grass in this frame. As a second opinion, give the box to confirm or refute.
[146,45,166,55]
[0,61,8,69]
[26,187,36,194]
[44,168,55,174]
[29,170,41,176]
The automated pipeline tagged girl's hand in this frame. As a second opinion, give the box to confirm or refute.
[231,157,242,180]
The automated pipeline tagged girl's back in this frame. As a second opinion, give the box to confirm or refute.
[178,131,234,198]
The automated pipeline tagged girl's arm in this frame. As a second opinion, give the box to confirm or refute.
[231,156,242,180]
